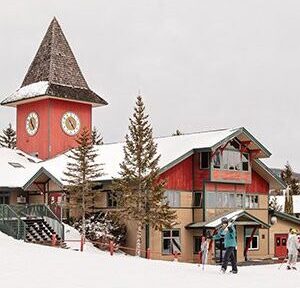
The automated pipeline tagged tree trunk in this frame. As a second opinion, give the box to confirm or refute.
[135,222,143,257]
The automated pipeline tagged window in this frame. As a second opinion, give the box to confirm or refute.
[213,151,221,169]
[206,192,217,208]
[222,150,242,171]
[206,192,244,209]
[0,192,9,204]
[162,229,181,254]
[164,191,180,207]
[8,162,24,168]
[193,236,202,254]
[245,227,259,250]
[242,153,249,171]
[107,191,117,208]
[200,152,210,169]
[235,194,244,208]
[245,195,259,209]
[211,144,250,172]
[194,192,202,207]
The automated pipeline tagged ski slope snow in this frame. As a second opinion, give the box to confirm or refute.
[0,231,298,288]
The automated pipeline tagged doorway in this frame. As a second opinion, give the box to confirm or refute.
[274,234,288,258]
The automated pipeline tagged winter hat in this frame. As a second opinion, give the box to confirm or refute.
[221,217,229,224]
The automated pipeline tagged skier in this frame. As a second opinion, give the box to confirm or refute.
[213,217,238,274]
[287,228,299,270]
[200,235,210,270]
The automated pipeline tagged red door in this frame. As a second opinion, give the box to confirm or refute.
[275,234,288,258]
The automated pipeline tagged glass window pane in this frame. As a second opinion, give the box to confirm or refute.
[172,230,180,237]
[163,230,171,237]
[213,152,221,169]
[163,239,171,254]
[194,192,202,207]
[206,192,216,208]
[201,152,209,169]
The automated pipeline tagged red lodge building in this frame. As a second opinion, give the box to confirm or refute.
[0,18,299,263]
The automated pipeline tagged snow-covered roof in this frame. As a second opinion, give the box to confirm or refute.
[0,126,278,189]
[205,210,244,228]
[1,81,49,105]
[43,127,241,184]
[274,195,300,214]
[0,147,41,188]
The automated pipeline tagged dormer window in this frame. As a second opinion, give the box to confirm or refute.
[211,140,250,171]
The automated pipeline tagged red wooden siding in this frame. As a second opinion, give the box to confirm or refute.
[211,170,251,184]
[205,182,246,193]
[49,99,91,159]
[160,156,193,191]
[193,153,210,190]
[16,98,92,160]
[17,99,50,159]
[245,170,269,194]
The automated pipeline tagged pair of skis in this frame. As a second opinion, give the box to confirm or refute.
[200,215,239,271]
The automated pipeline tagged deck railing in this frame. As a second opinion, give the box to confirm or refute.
[0,204,27,240]
[0,204,64,241]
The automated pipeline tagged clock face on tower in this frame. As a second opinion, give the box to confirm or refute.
[61,111,81,136]
[26,112,39,136]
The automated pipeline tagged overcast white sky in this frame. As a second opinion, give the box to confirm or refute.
[0,0,299,170]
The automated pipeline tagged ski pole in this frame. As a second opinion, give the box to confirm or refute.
[278,255,288,270]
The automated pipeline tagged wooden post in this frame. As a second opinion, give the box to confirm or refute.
[51,233,57,246]
[174,251,178,262]
[80,234,84,252]
[109,241,114,256]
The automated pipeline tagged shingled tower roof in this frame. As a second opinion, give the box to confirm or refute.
[1,18,107,107]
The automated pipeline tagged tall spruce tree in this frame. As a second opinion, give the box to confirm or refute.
[0,123,16,149]
[269,196,282,212]
[281,163,298,214]
[92,126,104,145]
[63,127,103,239]
[113,95,177,257]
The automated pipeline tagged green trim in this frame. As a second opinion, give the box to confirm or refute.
[254,159,286,189]
[23,167,63,190]
[271,210,300,225]
[211,127,271,158]
[186,210,270,229]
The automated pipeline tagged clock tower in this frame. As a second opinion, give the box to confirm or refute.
[1,18,107,160]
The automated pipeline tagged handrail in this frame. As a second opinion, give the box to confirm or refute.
[0,204,27,240]
[10,204,64,241]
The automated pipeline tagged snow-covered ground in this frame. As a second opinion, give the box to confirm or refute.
[0,231,298,288]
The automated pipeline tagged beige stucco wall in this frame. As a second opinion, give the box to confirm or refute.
[269,218,300,256]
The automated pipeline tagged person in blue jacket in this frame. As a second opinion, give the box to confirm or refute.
[213,217,238,274]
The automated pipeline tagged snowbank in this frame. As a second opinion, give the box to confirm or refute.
[64,223,104,253]
[0,231,298,288]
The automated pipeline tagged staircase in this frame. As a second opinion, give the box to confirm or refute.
[0,204,64,246]
[24,218,62,244]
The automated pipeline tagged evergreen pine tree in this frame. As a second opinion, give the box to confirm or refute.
[63,127,103,239]
[269,196,282,212]
[0,123,16,149]
[92,126,104,145]
[113,95,177,257]
[281,163,296,214]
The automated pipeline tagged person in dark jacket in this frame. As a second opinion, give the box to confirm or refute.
[213,217,238,274]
